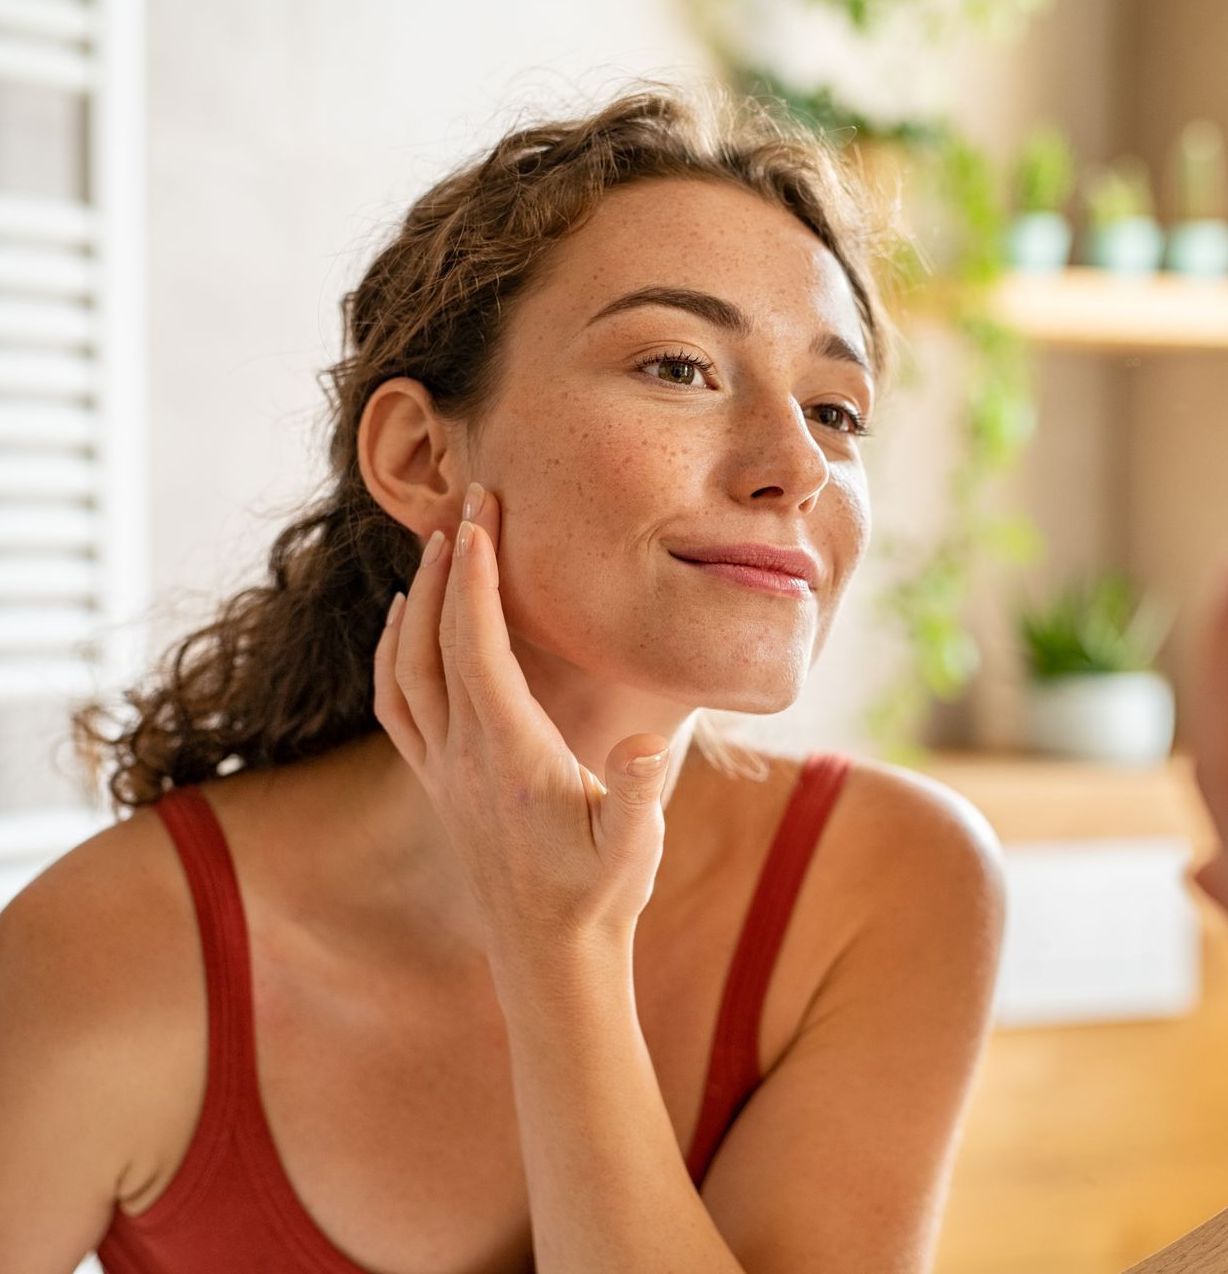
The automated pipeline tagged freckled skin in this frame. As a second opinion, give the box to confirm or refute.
[336,175,877,953]
[480,176,873,719]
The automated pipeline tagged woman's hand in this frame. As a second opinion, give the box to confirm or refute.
[371,482,673,965]
[1190,568,1228,913]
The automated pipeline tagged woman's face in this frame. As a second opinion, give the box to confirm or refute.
[466,175,875,718]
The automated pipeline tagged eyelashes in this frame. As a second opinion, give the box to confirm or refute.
[630,348,872,437]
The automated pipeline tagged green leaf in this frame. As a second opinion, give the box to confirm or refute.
[1016,572,1174,677]
[980,515,1045,564]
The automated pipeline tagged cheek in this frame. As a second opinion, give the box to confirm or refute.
[847,483,872,558]
[593,425,695,522]
[494,408,676,598]
[521,402,690,536]
[820,468,872,581]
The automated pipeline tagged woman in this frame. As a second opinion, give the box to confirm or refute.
[0,82,1008,1273]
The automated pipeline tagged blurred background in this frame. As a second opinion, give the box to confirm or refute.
[2,1,1227,1271]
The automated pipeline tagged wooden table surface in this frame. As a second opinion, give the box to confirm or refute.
[916,751,1228,1274]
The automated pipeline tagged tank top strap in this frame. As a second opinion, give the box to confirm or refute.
[99,785,381,1271]
[150,784,259,1164]
[685,751,853,1186]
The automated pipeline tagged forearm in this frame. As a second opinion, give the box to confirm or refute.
[489,937,746,1274]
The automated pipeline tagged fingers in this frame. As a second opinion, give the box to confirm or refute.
[442,519,517,738]
[437,523,478,743]
[379,527,454,760]
[442,490,535,746]
[463,479,502,580]
[372,585,422,766]
[374,482,529,769]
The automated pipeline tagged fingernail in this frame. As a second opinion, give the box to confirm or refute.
[422,528,445,565]
[626,749,669,776]
[386,591,406,627]
[463,481,486,523]
[455,520,474,557]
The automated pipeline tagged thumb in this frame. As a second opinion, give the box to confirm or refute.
[604,735,671,811]
[591,737,671,922]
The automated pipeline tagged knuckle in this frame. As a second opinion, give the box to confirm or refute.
[451,645,485,679]
[393,653,428,685]
[456,657,485,683]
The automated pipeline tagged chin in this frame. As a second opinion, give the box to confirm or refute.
[698,679,807,716]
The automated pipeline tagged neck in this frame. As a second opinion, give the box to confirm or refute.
[238,723,717,971]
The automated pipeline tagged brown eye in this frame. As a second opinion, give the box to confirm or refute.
[653,358,699,385]
[810,403,869,436]
[632,349,714,387]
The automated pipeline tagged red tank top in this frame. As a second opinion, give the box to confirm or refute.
[95,752,852,1273]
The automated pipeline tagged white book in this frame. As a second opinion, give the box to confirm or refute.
[992,837,1199,1028]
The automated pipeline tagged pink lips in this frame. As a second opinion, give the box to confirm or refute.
[672,556,812,596]
[667,541,820,589]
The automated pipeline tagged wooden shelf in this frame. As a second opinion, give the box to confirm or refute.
[990,266,1228,350]
[916,747,1219,855]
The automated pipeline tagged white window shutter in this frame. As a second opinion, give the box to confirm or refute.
[0,0,148,889]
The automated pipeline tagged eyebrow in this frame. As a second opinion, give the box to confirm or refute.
[582,285,874,381]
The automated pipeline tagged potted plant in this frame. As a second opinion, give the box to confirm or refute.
[1165,118,1228,279]
[1005,122,1077,272]
[1080,155,1165,275]
[1017,571,1175,764]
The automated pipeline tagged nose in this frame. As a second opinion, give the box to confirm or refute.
[737,390,833,504]
[783,398,832,501]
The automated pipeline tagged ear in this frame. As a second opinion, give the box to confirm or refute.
[356,376,466,537]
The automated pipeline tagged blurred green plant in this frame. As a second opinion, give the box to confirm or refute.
[1173,118,1228,221]
[1082,154,1155,227]
[804,0,1054,39]
[1017,572,1173,678]
[1012,122,1077,214]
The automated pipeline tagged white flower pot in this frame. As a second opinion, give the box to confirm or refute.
[1085,216,1166,275]
[1020,671,1175,764]
[1005,211,1073,272]
[1166,218,1228,278]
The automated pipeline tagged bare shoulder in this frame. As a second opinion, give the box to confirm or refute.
[841,754,1006,875]
[3,800,197,1001]
[0,802,203,1204]
[811,753,1005,902]
[733,743,1004,888]
[694,755,1009,1271]
[807,753,1009,1015]
[734,746,1008,968]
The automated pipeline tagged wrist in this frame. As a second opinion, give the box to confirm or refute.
[486,926,635,1012]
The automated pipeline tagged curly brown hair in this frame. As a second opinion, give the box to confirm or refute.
[70,77,903,816]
